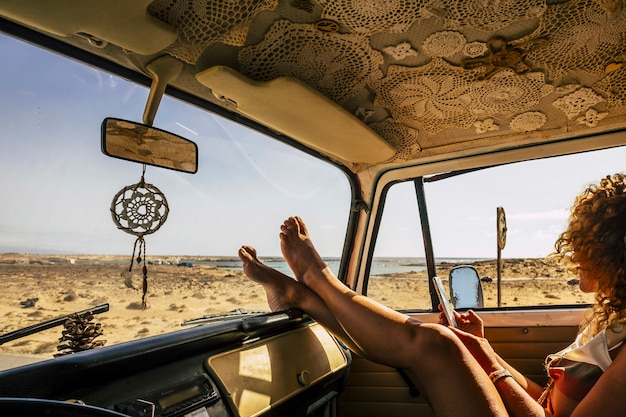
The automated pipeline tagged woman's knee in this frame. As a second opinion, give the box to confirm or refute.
[409,322,465,363]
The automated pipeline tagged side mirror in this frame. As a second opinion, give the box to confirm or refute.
[449,265,484,309]
[101,118,198,173]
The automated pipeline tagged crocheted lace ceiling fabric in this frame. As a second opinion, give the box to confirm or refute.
[147,0,626,165]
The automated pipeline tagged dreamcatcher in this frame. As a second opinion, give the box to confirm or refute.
[111,166,169,308]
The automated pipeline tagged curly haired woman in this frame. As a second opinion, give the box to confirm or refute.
[238,173,626,417]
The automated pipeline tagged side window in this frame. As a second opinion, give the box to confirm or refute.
[367,182,431,311]
[424,156,602,309]
[370,148,626,310]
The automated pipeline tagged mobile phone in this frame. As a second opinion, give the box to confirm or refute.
[433,276,457,328]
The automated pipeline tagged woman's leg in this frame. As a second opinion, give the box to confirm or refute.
[277,216,508,417]
[238,245,364,355]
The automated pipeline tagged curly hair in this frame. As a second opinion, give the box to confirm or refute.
[554,173,626,335]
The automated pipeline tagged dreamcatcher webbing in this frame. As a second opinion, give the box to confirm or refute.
[111,166,169,309]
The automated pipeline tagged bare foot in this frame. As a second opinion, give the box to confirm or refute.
[280,216,327,286]
[238,245,302,312]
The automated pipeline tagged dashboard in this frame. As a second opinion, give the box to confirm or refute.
[0,310,351,417]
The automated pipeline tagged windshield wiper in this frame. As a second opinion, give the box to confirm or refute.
[181,308,267,326]
[182,308,305,335]
[0,303,109,345]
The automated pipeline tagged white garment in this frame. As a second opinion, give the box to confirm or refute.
[545,322,626,371]
[541,321,626,417]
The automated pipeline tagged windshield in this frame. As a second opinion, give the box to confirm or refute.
[0,34,350,363]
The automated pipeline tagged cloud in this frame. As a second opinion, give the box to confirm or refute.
[467,209,568,223]
[508,209,569,221]
[531,224,564,240]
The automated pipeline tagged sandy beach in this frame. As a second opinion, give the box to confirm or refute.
[0,254,593,359]
[369,257,594,310]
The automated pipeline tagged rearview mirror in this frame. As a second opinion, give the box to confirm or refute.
[101,118,198,173]
[449,265,484,309]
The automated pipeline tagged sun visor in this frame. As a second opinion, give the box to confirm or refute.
[196,66,396,164]
[0,0,177,55]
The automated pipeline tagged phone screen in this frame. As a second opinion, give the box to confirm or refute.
[433,276,457,328]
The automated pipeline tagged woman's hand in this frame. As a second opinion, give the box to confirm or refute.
[450,327,501,373]
[438,307,484,338]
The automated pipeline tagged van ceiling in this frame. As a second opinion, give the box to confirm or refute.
[1,0,625,172]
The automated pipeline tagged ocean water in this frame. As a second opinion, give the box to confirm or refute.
[203,257,485,277]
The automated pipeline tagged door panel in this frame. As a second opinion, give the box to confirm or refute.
[337,308,585,417]
[487,326,579,384]
[338,355,432,417]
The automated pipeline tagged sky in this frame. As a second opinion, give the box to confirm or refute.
[373,150,626,259]
[2,33,626,260]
